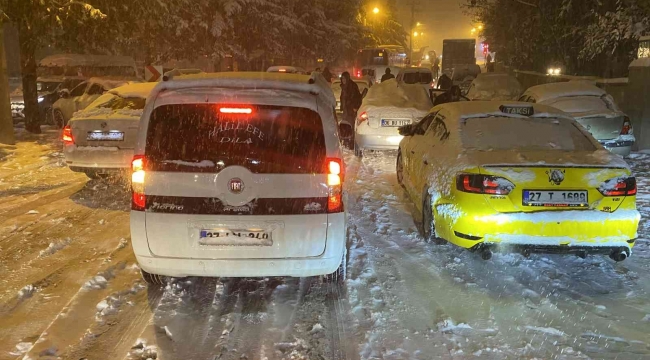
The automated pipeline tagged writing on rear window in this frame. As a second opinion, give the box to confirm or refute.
[210,122,266,144]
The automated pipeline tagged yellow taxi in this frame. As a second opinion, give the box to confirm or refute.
[396,101,640,261]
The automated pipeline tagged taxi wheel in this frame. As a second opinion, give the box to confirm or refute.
[141,270,167,286]
[422,191,445,245]
[354,142,363,158]
[396,151,405,188]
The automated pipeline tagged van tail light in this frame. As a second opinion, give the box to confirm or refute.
[357,112,368,126]
[131,155,146,211]
[62,125,74,145]
[621,117,632,135]
[599,176,636,196]
[456,174,514,195]
[326,158,344,213]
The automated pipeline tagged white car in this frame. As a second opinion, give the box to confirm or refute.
[465,73,523,101]
[62,82,157,179]
[395,67,434,91]
[331,77,372,112]
[520,81,634,157]
[130,72,347,284]
[52,78,132,128]
[354,78,432,156]
[266,65,307,74]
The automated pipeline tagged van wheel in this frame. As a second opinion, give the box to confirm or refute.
[422,191,445,245]
[396,151,405,188]
[354,142,363,158]
[324,250,347,284]
[141,270,167,285]
[53,109,66,129]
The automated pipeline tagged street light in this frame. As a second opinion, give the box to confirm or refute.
[413,31,419,37]
[478,25,483,30]
[471,28,476,34]
[373,7,379,14]
[416,22,421,26]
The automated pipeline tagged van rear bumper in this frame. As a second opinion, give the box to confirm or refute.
[135,253,343,278]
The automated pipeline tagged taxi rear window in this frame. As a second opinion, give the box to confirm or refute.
[461,117,597,151]
[145,104,326,174]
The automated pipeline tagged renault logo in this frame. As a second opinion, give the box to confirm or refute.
[546,169,565,185]
[228,178,244,194]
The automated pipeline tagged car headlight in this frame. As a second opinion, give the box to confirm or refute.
[38,97,44,103]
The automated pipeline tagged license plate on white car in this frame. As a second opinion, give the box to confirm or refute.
[381,119,410,127]
[87,131,124,141]
[523,190,588,207]
[199,229,272,246]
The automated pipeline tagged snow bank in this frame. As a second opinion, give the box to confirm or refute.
[524,326,566,337]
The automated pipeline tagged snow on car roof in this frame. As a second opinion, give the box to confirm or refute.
[362,78,431,111]
[399,67,432,73]
[437,100,571,120]
[88,77,134,89]
[524,81,606,102]
[152,72,336,107]
[108,82,157,98]
[38,54,136,68]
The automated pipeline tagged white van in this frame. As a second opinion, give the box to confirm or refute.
[130,72,347,284]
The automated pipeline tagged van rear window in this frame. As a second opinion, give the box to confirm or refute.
[145,104,326,174]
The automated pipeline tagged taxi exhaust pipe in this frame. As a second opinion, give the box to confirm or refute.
[609,248,628,262]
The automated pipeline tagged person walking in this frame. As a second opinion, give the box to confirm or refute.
[339,71,362,142]
[321,67,333,83]
[380,68,395,82]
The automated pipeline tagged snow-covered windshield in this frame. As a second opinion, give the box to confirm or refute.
[461,117,597,151]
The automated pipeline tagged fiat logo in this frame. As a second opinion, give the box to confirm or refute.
[228,178,244,194]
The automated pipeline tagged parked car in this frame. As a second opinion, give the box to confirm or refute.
[465,73,523,101]
[519,81,634,157]
[10,77,84,124]
[397,101,639,261]
[354,78,432,157]
[396,67,434,91]
[266,66,307,74]
[51,78,131,128]
[62,82,156,179]
[331,77,373,112]
[129,72,348,284]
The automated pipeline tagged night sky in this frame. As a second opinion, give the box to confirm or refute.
[392,0,474,54]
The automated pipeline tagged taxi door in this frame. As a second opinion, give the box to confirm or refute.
[401,112,436,200]
[411,113,451,204]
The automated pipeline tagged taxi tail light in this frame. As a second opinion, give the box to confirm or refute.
[357,111,368,125]
[326,158,344,213]
[599,177,636,197]
[62,125,74,145]
[131,155,146,211]
[456,174,513,195]
[621,117,632,135]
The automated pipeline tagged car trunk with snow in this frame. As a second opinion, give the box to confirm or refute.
[460,116,633,214]
[140,104,330,260]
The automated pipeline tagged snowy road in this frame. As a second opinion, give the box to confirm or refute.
[1,128,649,360]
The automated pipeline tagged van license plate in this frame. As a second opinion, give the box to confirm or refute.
[523,190,588,207]
[87,131,124,141]
[199,229,272,246]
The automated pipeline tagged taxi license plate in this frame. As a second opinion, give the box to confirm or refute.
[87,131,124,141]
[381,119,410,127]
[523,190,588,207]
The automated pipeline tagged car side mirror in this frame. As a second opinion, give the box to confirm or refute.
[59,89,70,98]
[361,88,368,99]
[398,124,415,136]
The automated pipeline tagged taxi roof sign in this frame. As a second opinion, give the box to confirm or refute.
[499,105,534,116]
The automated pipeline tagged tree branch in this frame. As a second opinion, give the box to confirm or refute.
[513,0,537,7]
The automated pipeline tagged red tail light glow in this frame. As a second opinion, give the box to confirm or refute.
[219,107,253,114]
[326,158,344,212]
[62,125,74,145]
[357,111,368,125]
[621,117,632,135]
[599,177,636,196]
[131,155,146,211]
[456,174,514,195]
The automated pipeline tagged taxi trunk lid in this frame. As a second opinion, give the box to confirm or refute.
[479,163,631,213]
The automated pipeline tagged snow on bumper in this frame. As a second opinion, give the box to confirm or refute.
[64,144,133,169]
[355,133,404,150]
[438,206,640,251]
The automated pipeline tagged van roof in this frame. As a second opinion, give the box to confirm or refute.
[153,72,336,108]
